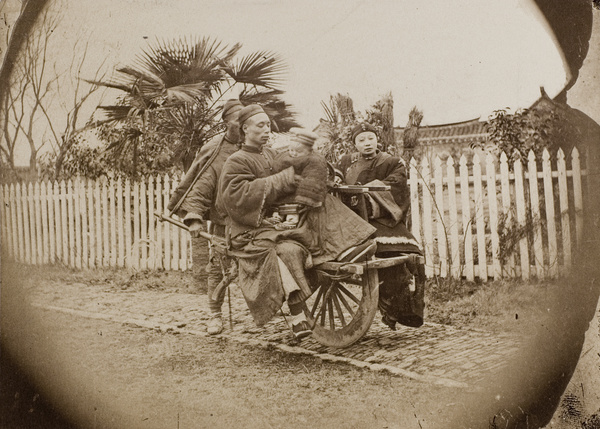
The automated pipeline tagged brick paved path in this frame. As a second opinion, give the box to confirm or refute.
[29,280,522,389]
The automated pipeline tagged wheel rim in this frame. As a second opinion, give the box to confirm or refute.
[304,268,379,348]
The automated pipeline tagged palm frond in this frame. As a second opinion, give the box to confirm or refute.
[225,51,286,89]
[320,100,337,124]
[97,105,137,122]
[238,88,284,105]
[136,36,237,92]
[238,89,298,132]
[84,79,131,93]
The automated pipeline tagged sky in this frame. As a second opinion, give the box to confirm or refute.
[3,0,600,165]
[53,0,579,125]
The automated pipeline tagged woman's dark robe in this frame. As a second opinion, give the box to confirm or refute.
[338,151,424,328]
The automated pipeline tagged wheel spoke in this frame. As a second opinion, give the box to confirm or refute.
[331,288,347,327]
[337,283,360,305]
[327,294,335,330]
[310,285,325,318]
[319,287,329,326]
[335,287,355,317]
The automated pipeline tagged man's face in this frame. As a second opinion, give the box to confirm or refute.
[242,113,271,147]
[224,109,241,142]
[354,131,378,156]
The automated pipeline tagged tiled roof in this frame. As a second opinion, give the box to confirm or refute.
[395,118,488,145]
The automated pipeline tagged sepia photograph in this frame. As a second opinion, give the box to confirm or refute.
[1,1,600,428]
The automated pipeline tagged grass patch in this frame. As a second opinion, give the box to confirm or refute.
[425,275,562,333]
[8,263,204,294]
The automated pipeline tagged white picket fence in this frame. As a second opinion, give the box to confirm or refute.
[0,147,588,280]
[0,175,192,271]
[409,148,586,280]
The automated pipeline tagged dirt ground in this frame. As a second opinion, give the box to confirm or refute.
[1,279,462,429]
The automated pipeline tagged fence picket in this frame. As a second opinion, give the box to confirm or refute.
[1,186,9,257]
[446,157,460,278]
[513,157,530,279]
[74,179,82,269]
[163,174,171,271]
[33,182,43,264]
[486,154,501,279]
[499,153,515,275]
[101,178,109,267]
[571,148,584,248]
[170,177,180,271]
[459,155,474,281]
[133,180,140,270]
[472,154,487,280]
[87,179,95,268]
[109,178,117,266]
[54,181,63,264]
[433,156,447,277]
[409,158,422,247]
[116,177,125,267]
[527,151,544,278]
[140,179,148,269]
[10,184,17,258]
[1,186,8,256]
[94,180,102,267]
[155,175,164,269]
[542,150,558,277]
[124,178,132,268]
[57,180,69,265]
[80,179,89,269]
[24,183,33,264]
[24,183,34,264]
[1,185,11,257]
[40,181,49,264]
[66,180,75,267]
[28,183,36,264]
[9,185,18,260]
[420,158,434,276]
[147,176,156,269]
[48,182,56,264]
[16,183,25,262]
[556,149,571,270]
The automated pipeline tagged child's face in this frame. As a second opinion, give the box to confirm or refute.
[288,141,311,158]
[354,131,378,156]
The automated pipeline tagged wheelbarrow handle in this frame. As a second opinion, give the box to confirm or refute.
[153,212,213,241]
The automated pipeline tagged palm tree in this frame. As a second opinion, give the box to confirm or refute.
[402,106,423,160]
[319,93,357,163]
[366,92,395,153]
[90,36,298,175]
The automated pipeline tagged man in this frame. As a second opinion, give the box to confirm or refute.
[218,106,376,339]
[217,104,313,337]
[168,98,243,335]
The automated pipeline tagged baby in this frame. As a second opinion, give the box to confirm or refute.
[287,135,313,158]
[271,128,329,228]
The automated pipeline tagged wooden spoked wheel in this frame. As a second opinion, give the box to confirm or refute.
[304,268,379,348]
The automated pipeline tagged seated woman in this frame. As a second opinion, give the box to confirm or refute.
[337,122,424,330]
[218,106,375,339]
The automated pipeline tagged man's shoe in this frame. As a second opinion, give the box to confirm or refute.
[291,321,312,339]
[207,314,223,335]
